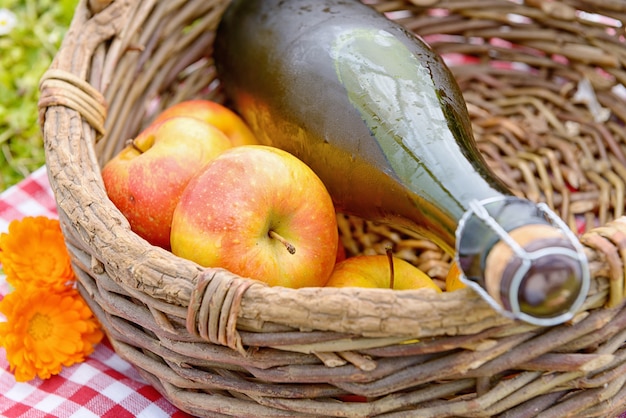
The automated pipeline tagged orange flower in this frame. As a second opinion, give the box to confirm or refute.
[0,216,75,292]
[0,286,103,382]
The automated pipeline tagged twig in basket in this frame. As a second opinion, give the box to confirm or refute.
[517,352,615,373]
[313,351,346,368]
[338,351,377,371]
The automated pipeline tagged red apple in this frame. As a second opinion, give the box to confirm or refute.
[154,100,259,147]
[102,116,232,249]
[170,145,339,288]
[325,255,441,292]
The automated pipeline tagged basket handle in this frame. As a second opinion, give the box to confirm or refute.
[39,69,108,138]
[89,0,114,14]
[581,216,626,308]
[38,0,131,140]
[186,268,266,354]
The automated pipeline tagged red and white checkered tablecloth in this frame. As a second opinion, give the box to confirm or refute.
[0,166,192,418]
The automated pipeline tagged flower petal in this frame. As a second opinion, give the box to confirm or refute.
[0,287,103,382]
[0,217,75,292]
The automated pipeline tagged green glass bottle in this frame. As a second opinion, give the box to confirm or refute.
[214,0,589,326]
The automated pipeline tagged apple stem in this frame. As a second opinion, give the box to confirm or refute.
[269,230,296,254]
[386,247,395,289]
[127,138,144,154]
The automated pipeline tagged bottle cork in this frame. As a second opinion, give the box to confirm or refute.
[484,224,585,320]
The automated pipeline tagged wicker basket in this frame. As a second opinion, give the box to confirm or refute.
[39,0,626,416]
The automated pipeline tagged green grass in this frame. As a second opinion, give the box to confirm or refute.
[0,0,78,192]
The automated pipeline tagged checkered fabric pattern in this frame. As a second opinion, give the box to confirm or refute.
[0,166,191,418]
[0,166,57,233]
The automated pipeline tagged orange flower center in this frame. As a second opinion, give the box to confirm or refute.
[35,251,56,270]
[28,313,53,341]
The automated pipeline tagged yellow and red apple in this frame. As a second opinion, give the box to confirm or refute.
[325,255,441,292]
[170,145,339,288]
[102,116,232,249]
[154,99,259,147]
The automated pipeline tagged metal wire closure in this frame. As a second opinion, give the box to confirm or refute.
[456,196,590,326]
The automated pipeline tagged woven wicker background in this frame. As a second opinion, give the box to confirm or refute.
[38,0,626,416]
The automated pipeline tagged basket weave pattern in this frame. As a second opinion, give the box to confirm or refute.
[39,0,626,416]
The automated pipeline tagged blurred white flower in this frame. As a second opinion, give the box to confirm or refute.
[0,8,17,36]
